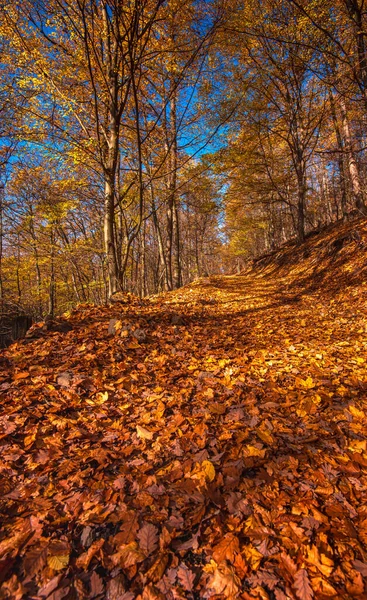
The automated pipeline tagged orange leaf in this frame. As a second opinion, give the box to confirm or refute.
[212,534,239,564]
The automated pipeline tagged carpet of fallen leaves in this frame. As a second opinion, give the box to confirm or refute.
[1,219,367,600]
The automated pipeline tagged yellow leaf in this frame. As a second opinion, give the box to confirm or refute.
[349,406,365,420]
[47,554,69,571]
[136,425,153,440]
[203,559,217,574]
[243,445,266,458]
[243,545,262,570]
[256,428,274,445]
[297,376,315,389]
[202,460,216,482]
[96,391,108,404]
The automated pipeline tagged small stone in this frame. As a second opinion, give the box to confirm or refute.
[171,314,185,326]
[132,328,147,343]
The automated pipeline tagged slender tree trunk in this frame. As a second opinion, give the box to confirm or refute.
[104,171,118,297]
[340,97,366,213]
[345,0,367,109]
[16,233,21,303]
[295,161,306,242]
[0,183,4,306]
[140,224,147,298]
[172,201,181,288]
[329,90,349,217]
[152,197,167,292]
[49,226,56,318]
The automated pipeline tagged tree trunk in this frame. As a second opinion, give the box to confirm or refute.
[104,172,118,297]
[172,200,181,288]
[295,162,306,242]
[49,226,56,318]
[329,91,349,217]
[340,97,366,213]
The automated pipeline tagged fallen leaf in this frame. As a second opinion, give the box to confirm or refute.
[294,568,313,600]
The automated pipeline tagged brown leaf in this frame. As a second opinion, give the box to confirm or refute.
[353,559,367,576]
[76,539,104,570]
[145,552,169,583]
[37,575,62,598]
[89,571,104,598]
[294,569,314,600]
[22,545,47,577]
[280,552,297,577]
[177,564,195,592]
[137,522,158,556]
[114,512,139,545]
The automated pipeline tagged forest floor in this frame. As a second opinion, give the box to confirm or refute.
[1,219,367,600]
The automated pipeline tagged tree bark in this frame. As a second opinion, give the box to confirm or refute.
[329,90,349,217]
[340,96,366,213]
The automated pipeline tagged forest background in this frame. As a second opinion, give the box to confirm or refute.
[0,0,367,318]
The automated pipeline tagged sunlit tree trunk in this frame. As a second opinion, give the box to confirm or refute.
[340,97,366,213]
[329,91,349,218]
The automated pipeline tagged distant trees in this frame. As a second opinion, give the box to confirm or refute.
[0,0,223,313]
[1,0,367,314]
[211,0,367,262]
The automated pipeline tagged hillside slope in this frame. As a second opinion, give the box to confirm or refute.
[1,219,367,599]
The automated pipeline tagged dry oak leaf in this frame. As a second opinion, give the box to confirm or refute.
[0,531,29,558]
[294,568,314,600]
[137,522,158,556]
[208,564,241,598]
[209,402,227,415]
[177,564,195,592]
[212,533,240,564]
[296,376,315,389]
[114,511,139,544]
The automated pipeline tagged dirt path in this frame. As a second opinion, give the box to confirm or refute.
[1,272,367,599]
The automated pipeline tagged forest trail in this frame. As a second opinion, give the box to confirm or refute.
[1,220,367,599]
